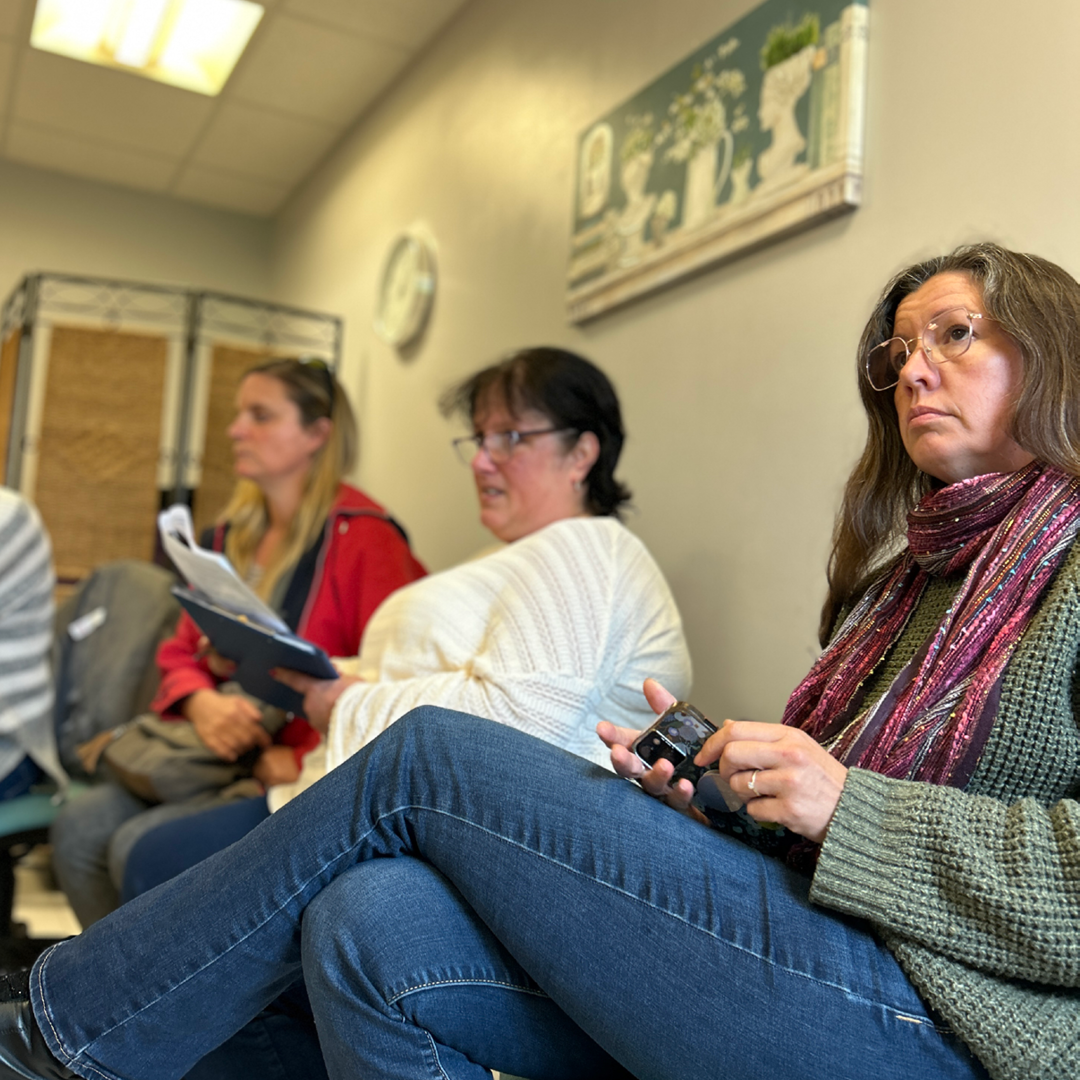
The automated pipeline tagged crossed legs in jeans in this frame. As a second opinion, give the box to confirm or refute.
[29,708,987,1080]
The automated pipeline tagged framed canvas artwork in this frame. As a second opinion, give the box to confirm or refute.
[567,0,869,322]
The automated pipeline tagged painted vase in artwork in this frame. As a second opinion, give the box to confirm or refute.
[682,130,734,229]
[663,60,745,232]
[614,149,658,267]
[683,141,716,229]
[756,44,816,188]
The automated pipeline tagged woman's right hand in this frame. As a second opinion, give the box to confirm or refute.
[272,669,361,734]
[597,679,707,821]
[182,689,271,762]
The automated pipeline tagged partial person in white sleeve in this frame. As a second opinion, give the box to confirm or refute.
[0,488,66,797]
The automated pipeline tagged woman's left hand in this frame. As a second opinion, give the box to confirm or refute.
[273,669,362,733]
[703,722,848,844]
[598,679,708,823]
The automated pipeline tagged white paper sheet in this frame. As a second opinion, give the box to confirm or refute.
[157,504,288,634]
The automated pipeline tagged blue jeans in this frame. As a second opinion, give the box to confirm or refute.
[0,756,43,800]
[121,796,271,903]
[29,709,988,1080]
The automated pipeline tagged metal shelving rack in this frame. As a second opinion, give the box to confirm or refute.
[0,272,343,504]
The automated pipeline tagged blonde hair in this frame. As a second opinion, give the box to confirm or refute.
[219,358,357,601]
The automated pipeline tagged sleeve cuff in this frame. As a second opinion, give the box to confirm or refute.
[809,767,916,920]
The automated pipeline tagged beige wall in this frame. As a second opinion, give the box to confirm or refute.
[0,158,273,302]
[271,0,1080,719]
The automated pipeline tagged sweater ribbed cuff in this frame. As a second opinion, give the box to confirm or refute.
[809,767,917,922]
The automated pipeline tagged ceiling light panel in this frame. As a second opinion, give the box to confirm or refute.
[30,0,264,96]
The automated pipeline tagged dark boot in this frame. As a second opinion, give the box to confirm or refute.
[0,972,75,1079]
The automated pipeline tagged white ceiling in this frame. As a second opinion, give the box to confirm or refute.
[0,0,471,216]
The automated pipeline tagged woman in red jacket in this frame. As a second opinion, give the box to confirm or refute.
[51,358,425,927]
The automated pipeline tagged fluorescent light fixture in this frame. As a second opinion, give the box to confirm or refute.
[31,0,264,96]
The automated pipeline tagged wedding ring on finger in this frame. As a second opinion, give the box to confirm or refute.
[747,769,760,797]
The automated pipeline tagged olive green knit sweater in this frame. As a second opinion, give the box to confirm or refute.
[810,541,1080,1080]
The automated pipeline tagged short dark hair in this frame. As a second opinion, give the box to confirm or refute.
[441,346,632,517]
[822,241,1080,641]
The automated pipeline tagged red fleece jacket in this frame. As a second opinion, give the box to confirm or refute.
[151,484,426,763]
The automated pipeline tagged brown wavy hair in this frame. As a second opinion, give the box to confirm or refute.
[820,242,1080,643]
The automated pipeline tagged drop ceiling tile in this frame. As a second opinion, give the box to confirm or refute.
[172,164,288,216]
[190,101,340,187]
[0,0,24,40]
[281,0,469,49]
[229,14,408,125]
[6,122,177,192]
[13,49,214,157]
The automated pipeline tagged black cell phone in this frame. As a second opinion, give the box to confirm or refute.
[631,701,717,787]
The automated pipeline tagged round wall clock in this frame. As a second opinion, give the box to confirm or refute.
[373,231,436,348]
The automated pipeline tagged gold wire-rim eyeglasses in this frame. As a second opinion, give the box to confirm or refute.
[865,308,985,392]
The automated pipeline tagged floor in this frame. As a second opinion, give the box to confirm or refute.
[12,845,81,940]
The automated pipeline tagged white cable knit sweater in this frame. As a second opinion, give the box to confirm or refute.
[268,516,691,811]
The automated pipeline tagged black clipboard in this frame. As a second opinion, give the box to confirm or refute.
[172,586,338,714]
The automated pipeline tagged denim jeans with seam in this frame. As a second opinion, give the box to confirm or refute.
[30,708,989,1080]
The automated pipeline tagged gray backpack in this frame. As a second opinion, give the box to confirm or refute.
[52,560,181,779]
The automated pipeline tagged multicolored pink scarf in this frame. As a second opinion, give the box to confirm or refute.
[784,462,1080,787]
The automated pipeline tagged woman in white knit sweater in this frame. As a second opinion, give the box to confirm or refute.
[273,345,690,803]
[271,511,683,808]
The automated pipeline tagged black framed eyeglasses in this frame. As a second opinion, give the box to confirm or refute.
[452,427,576,465]
[865,307,986,391]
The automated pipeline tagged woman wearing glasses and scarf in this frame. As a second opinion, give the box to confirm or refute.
[5,243,1071,1080]
[51,358,426,927]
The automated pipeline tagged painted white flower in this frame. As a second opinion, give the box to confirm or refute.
[656,57,747,162]
[715,69,746,99]
[665,97,726,163]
